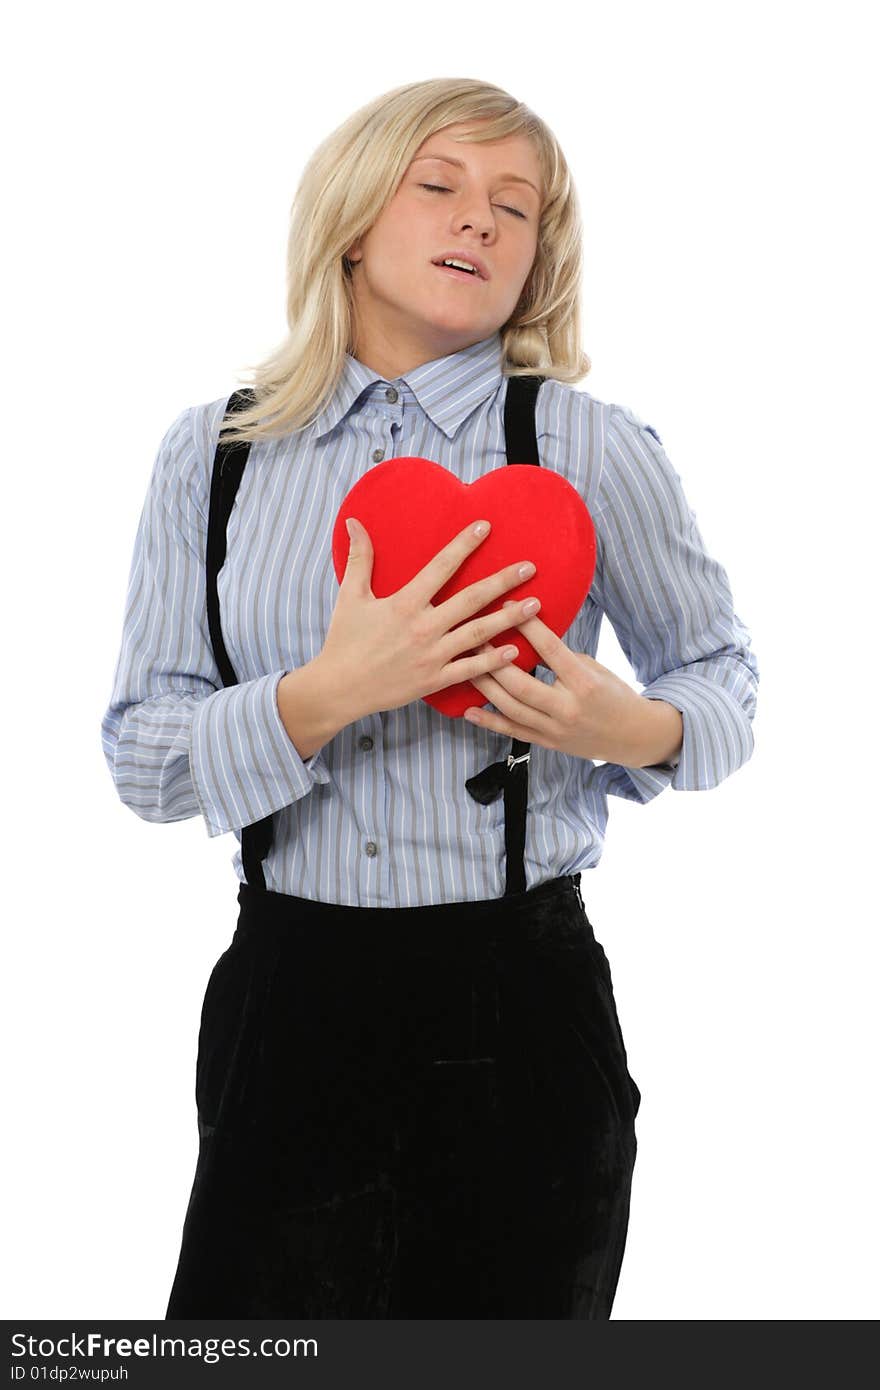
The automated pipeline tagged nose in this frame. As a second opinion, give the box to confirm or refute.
[453,196,497,240]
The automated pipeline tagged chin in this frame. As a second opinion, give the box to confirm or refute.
[421,308,492,338]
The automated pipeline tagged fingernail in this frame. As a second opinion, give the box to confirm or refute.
[522,598,540,615]
[502,645,519,660]
[473,521,490,537]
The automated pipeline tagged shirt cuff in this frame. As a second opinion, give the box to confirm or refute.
[594,758,677,805]
[189,669,331,837]
[594,675,754,803]
[641,675,754,790]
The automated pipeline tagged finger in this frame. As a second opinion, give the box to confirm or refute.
[342,515,374,595]
[501,611,603,684]
[463,701,552,747]
[405,518,492,608]
[470,664,521,706]
[472,645,557,730]
[474,642,557,719]
[436,567,538,647]
[500,605,577,677]
[469,668,503,703]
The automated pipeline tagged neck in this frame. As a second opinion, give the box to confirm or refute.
[349,315,493,381]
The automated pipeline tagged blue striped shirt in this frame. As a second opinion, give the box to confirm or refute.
[100,331,759,905]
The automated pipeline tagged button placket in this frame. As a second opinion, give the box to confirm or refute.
[359,731,379,864]
[366,384,402,464]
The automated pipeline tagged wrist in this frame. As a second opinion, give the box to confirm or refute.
[629,695,684,769]
[310,653,365,731]
[277,657,359,760]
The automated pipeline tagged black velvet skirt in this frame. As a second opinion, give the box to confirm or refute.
[164,872,640,1319]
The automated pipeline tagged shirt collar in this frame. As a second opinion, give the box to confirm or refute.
[310,331,505,442]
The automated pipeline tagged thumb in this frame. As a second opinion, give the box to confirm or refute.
[343,516,372,590]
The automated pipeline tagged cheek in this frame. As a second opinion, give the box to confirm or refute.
[520,240,539,280]
[510,248,538,302]
[377,215,428,282]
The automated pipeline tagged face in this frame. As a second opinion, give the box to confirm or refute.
[346,120,543,371]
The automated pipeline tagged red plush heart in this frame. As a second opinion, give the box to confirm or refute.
[331,456,596,718]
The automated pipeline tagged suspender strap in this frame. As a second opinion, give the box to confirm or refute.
[205,386,272,892]
[464,372,545,896]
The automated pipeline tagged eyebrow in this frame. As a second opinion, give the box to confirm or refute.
[411,154,541,198]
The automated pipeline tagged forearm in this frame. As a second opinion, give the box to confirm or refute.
[276,657,359,760]
[627,696,684,768]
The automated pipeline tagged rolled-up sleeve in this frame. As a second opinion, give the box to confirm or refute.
[100,404,330,838]
[589,403,759,803]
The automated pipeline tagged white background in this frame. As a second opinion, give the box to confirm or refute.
[3,0,876,1321]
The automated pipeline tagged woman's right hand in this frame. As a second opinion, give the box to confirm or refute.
[315,516,541,721]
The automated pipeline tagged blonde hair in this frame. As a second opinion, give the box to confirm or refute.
[219,76,591,447]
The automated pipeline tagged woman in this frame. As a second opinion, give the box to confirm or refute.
[101,76,759,1319]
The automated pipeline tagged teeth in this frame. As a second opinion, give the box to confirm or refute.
[440,258,478,275]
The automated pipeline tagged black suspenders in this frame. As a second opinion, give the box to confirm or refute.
[464,372,544,894]
[205,386,271,890]
[206,372,546,897]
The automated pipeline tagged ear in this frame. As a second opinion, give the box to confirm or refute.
[345,241,363,264]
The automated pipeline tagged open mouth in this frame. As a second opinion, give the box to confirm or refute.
[433,262,483,282]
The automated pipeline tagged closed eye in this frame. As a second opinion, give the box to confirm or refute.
[418,183,527,220]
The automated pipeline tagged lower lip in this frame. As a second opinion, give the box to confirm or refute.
[433,264,485,283]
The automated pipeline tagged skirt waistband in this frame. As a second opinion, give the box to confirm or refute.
[233,872,592,957]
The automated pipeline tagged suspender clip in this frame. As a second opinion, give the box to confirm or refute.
[507,751,530,770]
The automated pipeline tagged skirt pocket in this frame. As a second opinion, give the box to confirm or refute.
[195,936,276,1136]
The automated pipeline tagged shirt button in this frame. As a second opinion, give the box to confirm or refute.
[358,735,374,751]
[365,841,378,857]
[371,447,385,462]
[385,386,399,404]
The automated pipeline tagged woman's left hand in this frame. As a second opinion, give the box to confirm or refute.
[463,604,649,765]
